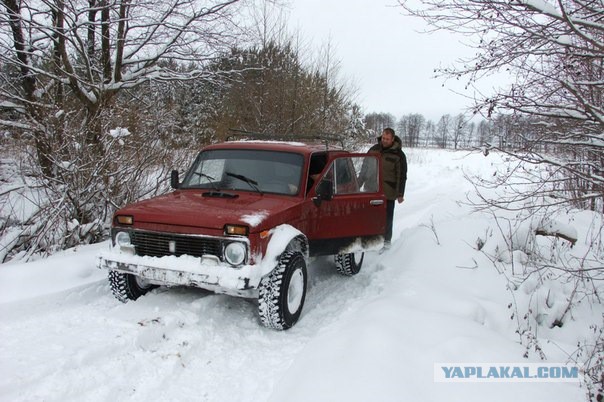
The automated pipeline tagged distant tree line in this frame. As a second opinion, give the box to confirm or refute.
[365,110,602,213]
[365,111,553,151]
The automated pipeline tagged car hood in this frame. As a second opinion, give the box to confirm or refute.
[117,190,299,232]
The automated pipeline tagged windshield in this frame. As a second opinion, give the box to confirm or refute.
[181,149,304,196]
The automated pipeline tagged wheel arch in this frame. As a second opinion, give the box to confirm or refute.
[259,224,309,277]
[285,234,309,260]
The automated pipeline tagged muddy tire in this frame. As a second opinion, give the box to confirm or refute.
[258,251,307,330]
[108,271,156,302]
[335,251,364,276]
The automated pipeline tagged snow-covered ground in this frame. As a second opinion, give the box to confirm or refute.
[1,148,600,402]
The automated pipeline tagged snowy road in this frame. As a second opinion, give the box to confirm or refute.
[0,249,409,401]
[0,150,589,402]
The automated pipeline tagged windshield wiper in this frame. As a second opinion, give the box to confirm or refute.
[192,171,220,191]
[226,172,264,195]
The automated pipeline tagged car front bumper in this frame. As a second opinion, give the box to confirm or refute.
[97,250,261,298]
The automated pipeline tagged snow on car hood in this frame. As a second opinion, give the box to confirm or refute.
[117,190,298,232]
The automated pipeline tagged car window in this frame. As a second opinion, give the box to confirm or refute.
[181,149,304,195]
[356,156,379,193]
[306,152,328,194]
[317,155,379,195]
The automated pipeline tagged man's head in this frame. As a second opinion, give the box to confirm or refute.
[381,128,395,148]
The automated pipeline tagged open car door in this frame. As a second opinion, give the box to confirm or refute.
[305,153,386,255]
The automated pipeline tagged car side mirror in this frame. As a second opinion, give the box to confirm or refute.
[170,170,180,189]
[313,179,333,206]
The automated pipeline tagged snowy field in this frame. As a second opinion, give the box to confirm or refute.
[1,148,601,402]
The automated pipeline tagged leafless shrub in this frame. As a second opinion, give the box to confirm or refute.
[0,127,194,262]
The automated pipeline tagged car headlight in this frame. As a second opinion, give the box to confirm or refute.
[224,242,247,266]
[115,231,132,247]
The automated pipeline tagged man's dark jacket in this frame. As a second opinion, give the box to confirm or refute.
[368,135,407,201]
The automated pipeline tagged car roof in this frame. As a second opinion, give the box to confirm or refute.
[203,140,346,156]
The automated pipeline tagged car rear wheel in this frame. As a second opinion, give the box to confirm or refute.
[335,251,364,276]
[258,251,307,330]
[108,271,157,302]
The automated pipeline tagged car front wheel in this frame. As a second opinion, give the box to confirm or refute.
[258,251,307,330]
[108,271,157,302]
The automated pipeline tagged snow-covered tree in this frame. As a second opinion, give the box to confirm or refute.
[400,2,604,396]
[1,0,245,172]
[201,38,359,141]
[399,0,604,212]
[0,0,250,260]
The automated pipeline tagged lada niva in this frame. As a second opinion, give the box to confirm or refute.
[98,140,386,329]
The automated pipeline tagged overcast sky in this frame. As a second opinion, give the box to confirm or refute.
[287,0,487,122]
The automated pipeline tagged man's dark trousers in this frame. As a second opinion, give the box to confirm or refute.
[385,200,395,243]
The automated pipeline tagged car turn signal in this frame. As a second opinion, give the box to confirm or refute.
[225,224,248,236]
[116,215,134,225]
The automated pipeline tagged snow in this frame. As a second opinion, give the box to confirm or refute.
[0,100,25,113]
[98,247,260,293]
[521,0,562,17]
[240,210,269,227]
[258,224,305,276]
[0,148,600,402]
[0,243,107,304]
[232,140,307,146]
[109,127,130,138]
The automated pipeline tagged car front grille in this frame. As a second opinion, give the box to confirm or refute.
[131,231,223,260]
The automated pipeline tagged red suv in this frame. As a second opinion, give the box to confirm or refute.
[98,140,386,329]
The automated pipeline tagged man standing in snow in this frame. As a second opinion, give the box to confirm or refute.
[365,127,407,251]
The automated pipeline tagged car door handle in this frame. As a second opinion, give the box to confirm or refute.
[370,199,384,206]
